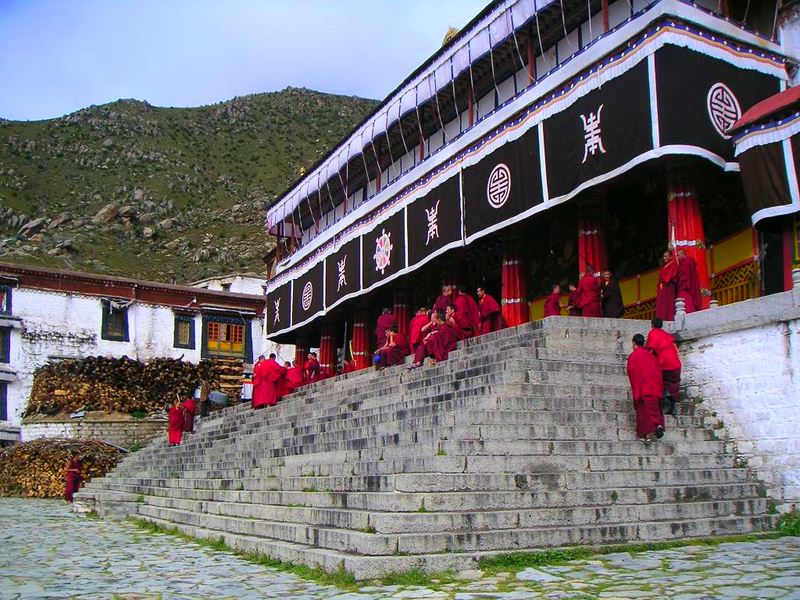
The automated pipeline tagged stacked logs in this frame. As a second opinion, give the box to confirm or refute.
[213,358,244,401]
[0,439,123,498]
[25,356,225,416]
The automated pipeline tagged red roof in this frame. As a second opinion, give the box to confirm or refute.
[732,86,800,132]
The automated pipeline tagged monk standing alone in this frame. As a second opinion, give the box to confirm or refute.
[477,287,506,334]
[167,398,184,446]
[655,250,678,321]
[576,267,602,317]
[676,248,702,314]
[64,453,82,502]
[626,334,665,445]
[543,284,562,318]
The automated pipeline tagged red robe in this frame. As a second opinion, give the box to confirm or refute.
[251,360,265,409]
[409,314,430,353]
[543,291,562,318]
[285,365,304,392]
[432,293,451,314]
[168,406,184,444]
[375,313,397,347]
[65,458,82,502]
[479,294,506,335]
[646,327,682,399]
[454,292,481,334]
[342,361,356,374]
[655,259,678,321]
[677,256,702,314]
[568,290,581,316]
[182,398,196,432]
[377,332,410,367]
[415,322,459,363]
[450,311,473,341]
[304,357,321,384]
[626,346,665,438]
[577,273,602,317]
[255,358,287,407]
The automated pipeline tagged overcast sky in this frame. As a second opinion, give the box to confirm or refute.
[0,0,489,121]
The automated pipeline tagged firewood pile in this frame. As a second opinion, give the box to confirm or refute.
[213,358,244,401]
[24,356,238,416]
[0,439,123,498]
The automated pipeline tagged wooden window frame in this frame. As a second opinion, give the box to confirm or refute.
[101,301,129,342]
[0,285,12,316]
[0,382,6,421]
[0,328,9,363]
[201,315,253,362]
[173,314,196,349]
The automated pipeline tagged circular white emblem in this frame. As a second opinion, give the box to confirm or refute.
[301,281,313,311]
[373,229,393,275]
[487,163,511,209]
[707,83,741,139]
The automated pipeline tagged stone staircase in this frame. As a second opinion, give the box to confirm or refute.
[74,317,774,579]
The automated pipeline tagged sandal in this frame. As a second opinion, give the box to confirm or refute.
[640,437,652,446]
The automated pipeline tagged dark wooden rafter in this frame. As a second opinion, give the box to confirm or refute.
[290,0,608,233]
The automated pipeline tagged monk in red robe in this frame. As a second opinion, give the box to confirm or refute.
[304,352,321,384]
[409,307,430,355]
[64,454,82,502]
[646,318,681,416]
[432,285,452,314]
[167,399,184,446]
[251,355,265,409]
[543,284,562,318]
[655,250,678,321]
[566,283,581,316]
[409,309,458,367]
[277,362,292,397]
[626,334,665,444]
[577,267,602,317]
[454,285,481,335]
[285,361,304,393]
[477,287,506,334]
[446,304,473,340]
[375,324,410,368]
[182,396,196,433]
[375,308,397,348]
[676,248,703,314]
[254,353,287,407]
[601,270,624,319]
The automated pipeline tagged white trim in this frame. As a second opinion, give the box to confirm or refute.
[538,123,550,204]
[403,202,410,274]
[648,53,661,148]
[751,203,800,225]
[270,8,787,283]
[734,113,800,155]
[783,137,800,205]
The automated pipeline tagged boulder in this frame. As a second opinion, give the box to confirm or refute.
[48,212,74,230]
[157,218,175,231]
[142,227,155,239]
[118,205,137,218]
[133,188,145,201]
[93,203,120,223]
[19,217,48,236]
[138,212,157,224]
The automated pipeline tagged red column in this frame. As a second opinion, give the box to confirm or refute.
[352,311,371,371]
[294,338,308,372]
[667,175,711,309]
[501,239,529,327]
[393,288,410,337]
[319,323,336,376]
[577,199,608,274]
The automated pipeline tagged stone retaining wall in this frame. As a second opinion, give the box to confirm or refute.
[674,272,800,507]
[22,415,165,449]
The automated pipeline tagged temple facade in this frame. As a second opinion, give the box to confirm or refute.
[264,0,799,371]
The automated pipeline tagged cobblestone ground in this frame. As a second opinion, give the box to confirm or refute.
[1,499,799,600]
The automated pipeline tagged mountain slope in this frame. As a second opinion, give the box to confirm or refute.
[0,88,378,282]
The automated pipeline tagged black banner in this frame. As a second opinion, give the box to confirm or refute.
[462,125,544,241]
[544,60,652,199]
[325,237,361,307]
[266,281,292,335]
[291,262,324,324]
[739,134,800,228]
[361,210,406,290]
[407,175,462,266]
[656,45,781,163]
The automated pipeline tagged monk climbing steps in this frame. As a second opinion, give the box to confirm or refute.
[626,333,665,445]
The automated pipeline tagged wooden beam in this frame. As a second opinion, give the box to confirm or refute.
[602,0,609,32]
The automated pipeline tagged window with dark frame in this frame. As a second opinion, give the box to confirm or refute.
[205,321,245,356]
[0,328,9,363]
[0,382,6,421]
[0,284,11,315]
[174,314,195,349]
[101,300,129,342]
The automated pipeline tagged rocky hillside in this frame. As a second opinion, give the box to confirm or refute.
[0,89,378,283]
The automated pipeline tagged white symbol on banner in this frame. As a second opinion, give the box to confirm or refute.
[486,164,511,209]
[337,255,347,291]
[373,229,393,275]
[581,104,606,164]
[273,298,281,325]
[707,83,741,139]
[301,281,313,311]
[425,200,441,246]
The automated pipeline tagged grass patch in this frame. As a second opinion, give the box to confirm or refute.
[136,494,145,503]
[778,509,800,536]
[130,411,148,419]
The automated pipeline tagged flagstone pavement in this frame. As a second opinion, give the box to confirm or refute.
[1,498,799,599]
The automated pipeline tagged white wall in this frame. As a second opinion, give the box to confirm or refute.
[191,274,267,296]
[675,288,800,507]
[0,287,266,432]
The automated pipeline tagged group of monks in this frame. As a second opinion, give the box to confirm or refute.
[542,267,624,319]
[656,248,703,320]
[626,317,683,444]
[166,395,197,446]
[250,351,345,410]
[369,285,507,371]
